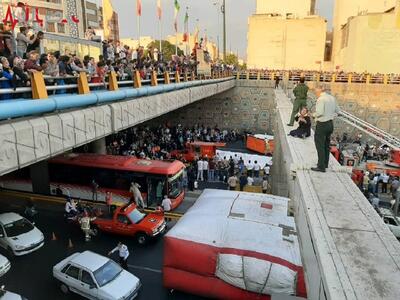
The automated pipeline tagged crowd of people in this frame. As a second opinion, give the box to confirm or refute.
[247,69,400,84]
[0,23,233,101]
[104,124,272,193]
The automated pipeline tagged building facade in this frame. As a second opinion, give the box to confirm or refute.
[81,0,101,31]
[336,6,400,73]
[256,0,315,17]
[247,0,325,70]
[332,0,397,70]
[0,0,85,38]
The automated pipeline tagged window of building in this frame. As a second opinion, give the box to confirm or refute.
[57,23,65,33]
[47,22,55,33]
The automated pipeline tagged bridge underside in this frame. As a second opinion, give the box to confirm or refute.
[0,79,235,176]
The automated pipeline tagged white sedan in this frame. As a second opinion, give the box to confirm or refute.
[0,213,44,256]
[0,286,28,300]
[0,255,10,277]
[53,251,141,300]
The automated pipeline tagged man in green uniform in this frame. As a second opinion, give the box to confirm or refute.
[288,77,309,126]
[311,85,340,173]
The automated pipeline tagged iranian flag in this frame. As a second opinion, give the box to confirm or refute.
[157,0,162,20]
[183,11,189,42]
[136,0,142,16]
[174,0,180,32]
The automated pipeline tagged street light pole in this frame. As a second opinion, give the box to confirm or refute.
[222,0,226,61]
[213,2,220,60]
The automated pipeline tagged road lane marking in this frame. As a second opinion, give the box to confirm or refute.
[128,264,162,274]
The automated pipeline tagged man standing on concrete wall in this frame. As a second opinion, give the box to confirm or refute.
[311,86,340,173]
[288,77,309,126]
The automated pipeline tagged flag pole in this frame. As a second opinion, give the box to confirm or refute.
[159,20,162,58]
[185,7,189,56]
[137,14,141,47]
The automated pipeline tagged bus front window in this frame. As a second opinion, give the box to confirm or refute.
[168,174,183,199]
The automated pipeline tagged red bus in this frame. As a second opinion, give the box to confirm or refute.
[1,154,185,210]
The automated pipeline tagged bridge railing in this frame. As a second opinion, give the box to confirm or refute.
[0,70,234,121]
[0,70,234,99]
[234,71,400,85]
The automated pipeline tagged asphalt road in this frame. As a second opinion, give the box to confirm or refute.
[0,199,205,300]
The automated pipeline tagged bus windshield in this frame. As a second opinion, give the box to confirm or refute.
[169,173,183,198]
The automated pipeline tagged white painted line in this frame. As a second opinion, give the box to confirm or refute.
[128,264,162,274]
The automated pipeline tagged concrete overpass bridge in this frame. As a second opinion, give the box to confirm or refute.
[0,72,235,176]
[1,73,400,299]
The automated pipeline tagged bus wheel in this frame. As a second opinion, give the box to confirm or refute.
[136,233,148,245]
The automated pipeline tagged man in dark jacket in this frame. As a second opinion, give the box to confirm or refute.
[288,77,309,126]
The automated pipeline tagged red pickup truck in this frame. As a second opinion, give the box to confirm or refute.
[92,203,166,245]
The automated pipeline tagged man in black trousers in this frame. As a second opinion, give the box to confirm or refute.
[311,86,340,173]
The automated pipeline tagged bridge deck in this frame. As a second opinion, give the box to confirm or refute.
[274,89,400,299]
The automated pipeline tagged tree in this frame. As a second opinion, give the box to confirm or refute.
[146,40,184,61]
[223,53,239,66]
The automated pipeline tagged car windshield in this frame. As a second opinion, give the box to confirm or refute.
[93,260,122,287]
[4,218,34,237]
[128,209,145,224]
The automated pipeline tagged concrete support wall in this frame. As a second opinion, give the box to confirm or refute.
[0,79,235,177]
[145,80,276,133]
[306,82,400,139]
[89,137,107,155]
[30,161,50,195]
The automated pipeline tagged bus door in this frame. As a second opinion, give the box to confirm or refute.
[147,177,166,207]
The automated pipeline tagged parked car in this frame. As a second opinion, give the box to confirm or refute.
[91,203,166,245]
[382,215,400,239]
[0,255,10,277]
[0,286,27,300]
[53,251,141,300]
[0,213,44,256]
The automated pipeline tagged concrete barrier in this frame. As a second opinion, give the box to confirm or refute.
[272,89,400,299]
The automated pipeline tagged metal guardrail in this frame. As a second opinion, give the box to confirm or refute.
[234,71,400,85]
[0,72,186,95]
[338,110,400,150]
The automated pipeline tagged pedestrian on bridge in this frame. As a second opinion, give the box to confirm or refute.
[311,86,340,173]
[288,77,309,127]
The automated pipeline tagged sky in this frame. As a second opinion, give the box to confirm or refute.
[110,0,334,59]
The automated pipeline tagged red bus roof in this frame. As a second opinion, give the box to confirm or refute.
[50,153,185,176]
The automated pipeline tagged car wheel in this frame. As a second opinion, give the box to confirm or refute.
[60,283,69,294]
[136,233,148,245]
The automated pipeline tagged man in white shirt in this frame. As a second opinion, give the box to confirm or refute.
[197,159,204,181]
[161,195,172,212]
[203,159,209,182]
[312,86,340,173]
[381,173,390,193]
[372,175,379,194]
[129,182,145,208]
[253,161,261,178]
[65,199,78,217]
[264,164,270,177]
[246,160,254,177]
[108,242,129,269]
[247,176,254,186]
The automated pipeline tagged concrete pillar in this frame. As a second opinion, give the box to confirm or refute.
[30,161,50,195]
[90,137,107,154]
